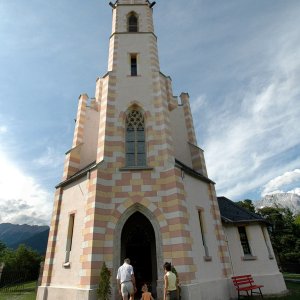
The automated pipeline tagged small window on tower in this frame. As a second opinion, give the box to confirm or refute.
[198,210,211,260]
[130,54,137,76]
[128,13,138,32]
[64,213,75,265]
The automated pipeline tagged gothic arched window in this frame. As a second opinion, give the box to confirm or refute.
[125,109,146,167]
[128,13,138,32]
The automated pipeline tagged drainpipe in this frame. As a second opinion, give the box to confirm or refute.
[0,263,5,282]
[224,229,234,275]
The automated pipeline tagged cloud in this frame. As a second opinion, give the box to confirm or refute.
[0,126,7,134]
[288,188,300,196]
[262,169,300,196]
[204,72,300,199]
[0,150,52,225]
[33,146,64,168]
[0,199,50,225]
[191,95,207,114]
[194,2,300,201]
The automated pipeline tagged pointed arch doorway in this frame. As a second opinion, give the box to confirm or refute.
[121,212,158,298]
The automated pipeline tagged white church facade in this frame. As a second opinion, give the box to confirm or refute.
[37,1,287,299]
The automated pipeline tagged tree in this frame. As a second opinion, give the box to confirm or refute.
[0,241,6,258]
[97,262,111,300]
[294,214,300,226]
[257,206,300,265]
[0,244,42,283]
[14,244,42,280]
[236,199,256,213]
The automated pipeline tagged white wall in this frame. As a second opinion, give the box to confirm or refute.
[224,224,279,276]
[183,174,224,281]
[50,176,88,286]
[80,107,99,168]
[224,223,287,295]
[170,107,193,168]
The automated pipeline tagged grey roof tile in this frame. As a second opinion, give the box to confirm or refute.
[217,196,268,224]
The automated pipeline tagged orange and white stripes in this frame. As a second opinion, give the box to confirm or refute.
[77,166,197,289]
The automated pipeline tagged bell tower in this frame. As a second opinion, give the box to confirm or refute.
[96,0,175,171]
[37,1,231,299]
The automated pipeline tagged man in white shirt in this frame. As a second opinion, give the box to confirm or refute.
[116,258,137,300]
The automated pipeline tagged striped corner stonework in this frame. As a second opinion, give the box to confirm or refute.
[41,188,63,285]
[207,183,231,277]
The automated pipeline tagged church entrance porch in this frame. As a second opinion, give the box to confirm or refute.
[121,212,158,299]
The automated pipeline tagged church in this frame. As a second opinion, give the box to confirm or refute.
[37,1,287,299]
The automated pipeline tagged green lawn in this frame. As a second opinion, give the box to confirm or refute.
[283,273,300,280]
[0,281,36,300]
[261,281,300,300]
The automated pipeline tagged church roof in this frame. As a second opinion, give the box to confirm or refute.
[217,196,269,224]
[56,159,215,188]
[175,159,215,184]
[56,161,97,188]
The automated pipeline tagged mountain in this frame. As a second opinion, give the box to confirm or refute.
[0,223,49,254]
[10,228,49,254]
[255,193,300,214]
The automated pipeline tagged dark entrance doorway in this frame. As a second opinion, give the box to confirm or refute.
[121,212,157,298]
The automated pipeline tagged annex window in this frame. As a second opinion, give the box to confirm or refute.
[65,213,75,264]
[238,226,252,255]
[130,54,137,76]
[128,13,138,32]
[125,109,146,167]
[198,210,211,260]
[261,225,274,259]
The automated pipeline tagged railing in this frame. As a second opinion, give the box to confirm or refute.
[0,266,38,293]
[0,272,26,292]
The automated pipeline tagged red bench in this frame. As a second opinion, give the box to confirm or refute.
[232,274,264,299]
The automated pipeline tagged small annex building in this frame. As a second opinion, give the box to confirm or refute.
[37,1,287,300]
[217,197,287,295]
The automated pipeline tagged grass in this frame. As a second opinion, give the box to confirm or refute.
[263,281,300,300]
[283,273,300,280]
[264,274,300,300]
[0,281,37,300]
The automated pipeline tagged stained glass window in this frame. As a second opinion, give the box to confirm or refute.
[125,110,146,167]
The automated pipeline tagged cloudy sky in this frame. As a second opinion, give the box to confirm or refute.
[0,0,299,225]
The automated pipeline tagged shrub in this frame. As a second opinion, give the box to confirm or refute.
[97,262,111,300]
